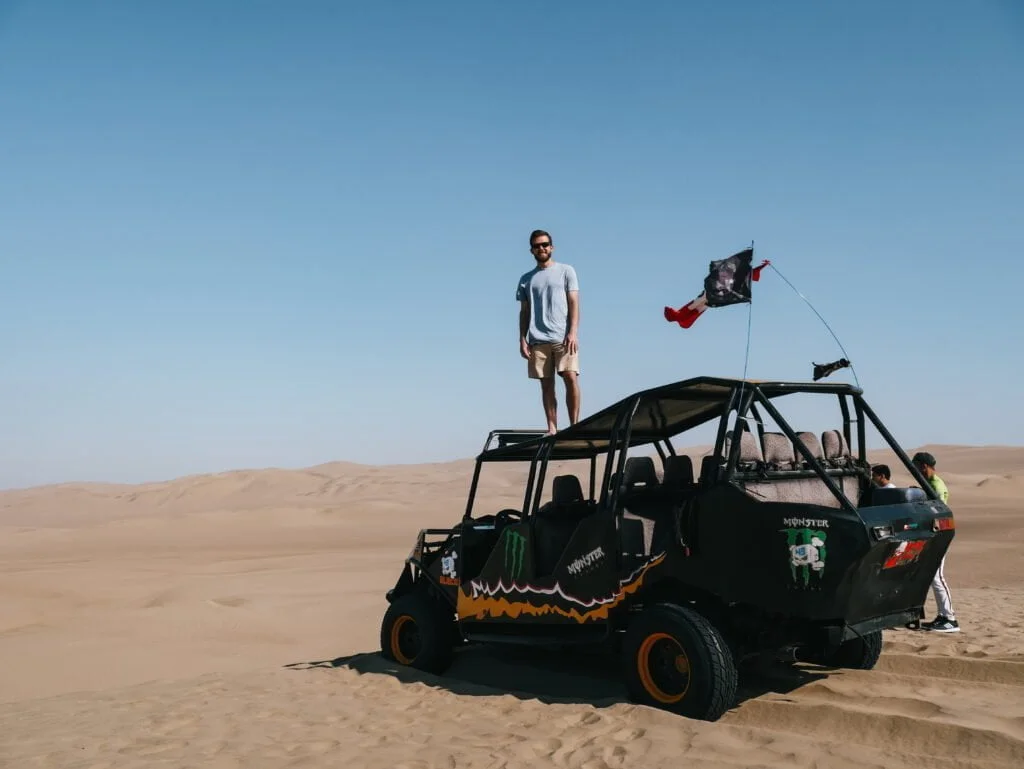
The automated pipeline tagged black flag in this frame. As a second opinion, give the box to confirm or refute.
[704,248,757,308]
[665,249,769,328]
[813,358,850,381]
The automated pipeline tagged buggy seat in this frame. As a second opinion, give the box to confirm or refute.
[532,474,594,577]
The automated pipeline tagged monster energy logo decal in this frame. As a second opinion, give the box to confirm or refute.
[782,527,827,587]
[502,529,527,580]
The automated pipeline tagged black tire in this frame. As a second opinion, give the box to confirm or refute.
[380,589,456,675]
[622,603,738,722]
[826,630,883,670]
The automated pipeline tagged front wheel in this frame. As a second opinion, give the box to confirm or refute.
[380,590,456,674]
[622,603,738,721]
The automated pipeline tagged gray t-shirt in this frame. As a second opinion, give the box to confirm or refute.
[516,262,579,345]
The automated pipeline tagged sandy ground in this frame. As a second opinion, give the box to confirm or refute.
[2,445,1022,768]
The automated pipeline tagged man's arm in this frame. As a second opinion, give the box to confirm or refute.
[519,300,531,359]
[565,290,579,355]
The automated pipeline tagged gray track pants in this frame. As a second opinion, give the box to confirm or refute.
[932,556,956,620]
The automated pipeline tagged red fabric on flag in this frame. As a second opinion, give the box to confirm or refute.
[664,293,708,328]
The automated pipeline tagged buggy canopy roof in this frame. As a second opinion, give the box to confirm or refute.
[479,376,863,462]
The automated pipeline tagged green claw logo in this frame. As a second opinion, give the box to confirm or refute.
[783,527,827,587]
[502,529,527,580]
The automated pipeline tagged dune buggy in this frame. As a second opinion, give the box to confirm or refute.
[379,376,955,721]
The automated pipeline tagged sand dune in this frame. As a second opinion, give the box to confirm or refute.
[2,446,1023,767]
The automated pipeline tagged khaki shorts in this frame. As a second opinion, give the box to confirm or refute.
[528,342,580,379]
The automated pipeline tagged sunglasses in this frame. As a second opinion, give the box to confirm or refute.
[531,241,552,249]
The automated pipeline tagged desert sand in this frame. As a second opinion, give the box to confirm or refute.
[2,444,1023,768]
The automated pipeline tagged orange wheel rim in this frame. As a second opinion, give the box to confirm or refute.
[637,631,690,704]
[390,615,417,664]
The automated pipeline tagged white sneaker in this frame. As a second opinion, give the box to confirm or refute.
[923,616,960,633]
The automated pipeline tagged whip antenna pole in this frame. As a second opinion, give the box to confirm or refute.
[767,263,860,388]
[736,241,756,430]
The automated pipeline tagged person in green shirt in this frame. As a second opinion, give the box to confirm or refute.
[913,451,959,632]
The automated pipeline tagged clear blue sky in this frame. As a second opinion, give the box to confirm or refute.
[1,1,1021,488]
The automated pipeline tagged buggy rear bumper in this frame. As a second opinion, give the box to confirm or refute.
[835,608,918,644]
[792,608,918,656]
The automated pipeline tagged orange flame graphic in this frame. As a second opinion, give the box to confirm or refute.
[457,554,666,624]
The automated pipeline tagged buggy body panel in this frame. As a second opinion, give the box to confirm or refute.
[663,483,953,625]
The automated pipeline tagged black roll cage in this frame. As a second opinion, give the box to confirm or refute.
[461,377,937,522]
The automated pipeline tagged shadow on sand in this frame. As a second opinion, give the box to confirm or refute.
[284,644,829,713]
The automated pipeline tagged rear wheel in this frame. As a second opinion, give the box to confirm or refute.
[380,589,456,674]
[622,603,738,721]
[802,630,883,670]
[826,630,883,670]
